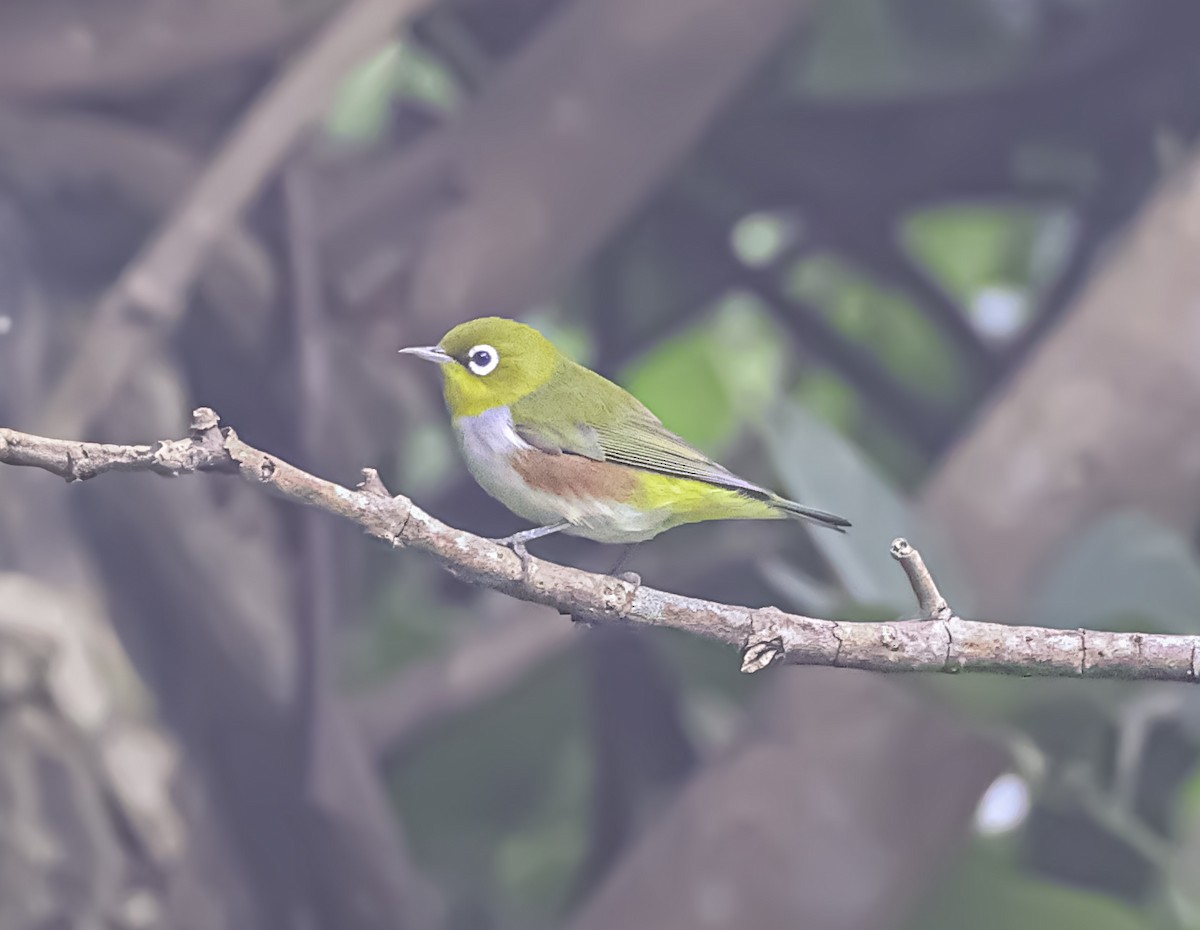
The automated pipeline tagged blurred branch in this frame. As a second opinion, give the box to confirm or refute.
[856,233,1000,379]
[0,567,264,928]
[4,408,1200,682]
[58,363,442,929]
[747,270,959,450]
[1055,765,1175,869]
[319,0,822,323]
[0,0,339,99]
[573,626,698,899]
[921,148,1200,618]
[352,603,576,757]
[565,668,1005,930]
[651,192,961,451]
[36,0,438,438]
[1000,195,1112,367]
[718,0,1200,215]
[0,109,277,348]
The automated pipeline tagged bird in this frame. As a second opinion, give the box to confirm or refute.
[400,317,850,568]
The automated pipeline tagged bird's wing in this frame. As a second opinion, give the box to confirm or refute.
[510,361,770,496]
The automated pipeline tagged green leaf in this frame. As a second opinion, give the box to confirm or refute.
[621,321,731,453]
[1167,763,1200,928]
[392,40,460,110]
[1029,512,1200,634]
[326,44,404,142]
[908,848,1149,930]
[903,203,1039,302]
[764,400,973,615]
[707,292,787,421]
[620,295,784,454]
[901,202,1077,342]
[792,369,862,434]
[325,41,459,143]
[786,253,967,403]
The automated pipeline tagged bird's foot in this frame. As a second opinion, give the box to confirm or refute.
[491,522,571,578]
[510,540,534,577]
[492,532,538,578]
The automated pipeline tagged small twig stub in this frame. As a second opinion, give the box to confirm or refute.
[891,537,952,622]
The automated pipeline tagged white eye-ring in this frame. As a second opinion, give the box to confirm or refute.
[466,344,500,376]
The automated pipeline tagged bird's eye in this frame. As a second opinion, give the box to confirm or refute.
[466,344,500,376]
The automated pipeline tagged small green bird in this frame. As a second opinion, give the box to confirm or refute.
[400,317,850,563]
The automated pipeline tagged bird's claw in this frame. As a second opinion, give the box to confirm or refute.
[493,534,535,577]
[511,541,534,577]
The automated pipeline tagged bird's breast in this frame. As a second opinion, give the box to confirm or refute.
[453,406,670,542]
[454,406,540,510]
[456,404,528,461]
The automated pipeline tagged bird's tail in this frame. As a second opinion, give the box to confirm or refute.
[769,495,851,533]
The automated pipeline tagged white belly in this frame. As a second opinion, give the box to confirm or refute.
[454,406,672,543]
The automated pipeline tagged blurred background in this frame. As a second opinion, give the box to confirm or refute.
[2,0,1200,928]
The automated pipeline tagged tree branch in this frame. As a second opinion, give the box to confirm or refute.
[3,408,1198,683]
[36,0,436,439]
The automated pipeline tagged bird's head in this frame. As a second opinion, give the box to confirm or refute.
[400,317,564,418]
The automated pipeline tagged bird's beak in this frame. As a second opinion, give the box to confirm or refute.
[398,345,452,364]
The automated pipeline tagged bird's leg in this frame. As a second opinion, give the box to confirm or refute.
[493,521,571,575]
[606,543,641,585]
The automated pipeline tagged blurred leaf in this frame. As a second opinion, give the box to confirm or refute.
[730,211,797,268]
[391,655,586,924]
[793,369,862,434]
[622,322,730,452]
[1029,512,1200,634]
[522,310,594,365]
[759,557,844,615]
[1028,209,1079,293]
[902,203,1078,343]
[764,400,974,614]
[340,564,465,686]
[392,40,461,109]
[786,253,966,403]
[326,44,403,142]
[325,41,459,143]
[708,292,787,420]
[621,295,783,454]
[902,204,1036,300]
[791,0,913,97]
[1014,142,1102,197]
[495,735,589,911]
[657,631,760,757]
[908,847,1148,930]
[616,227,685,329]
[790,0,1037,99]
[399,419,457,496]
[1167,764,1200,928]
